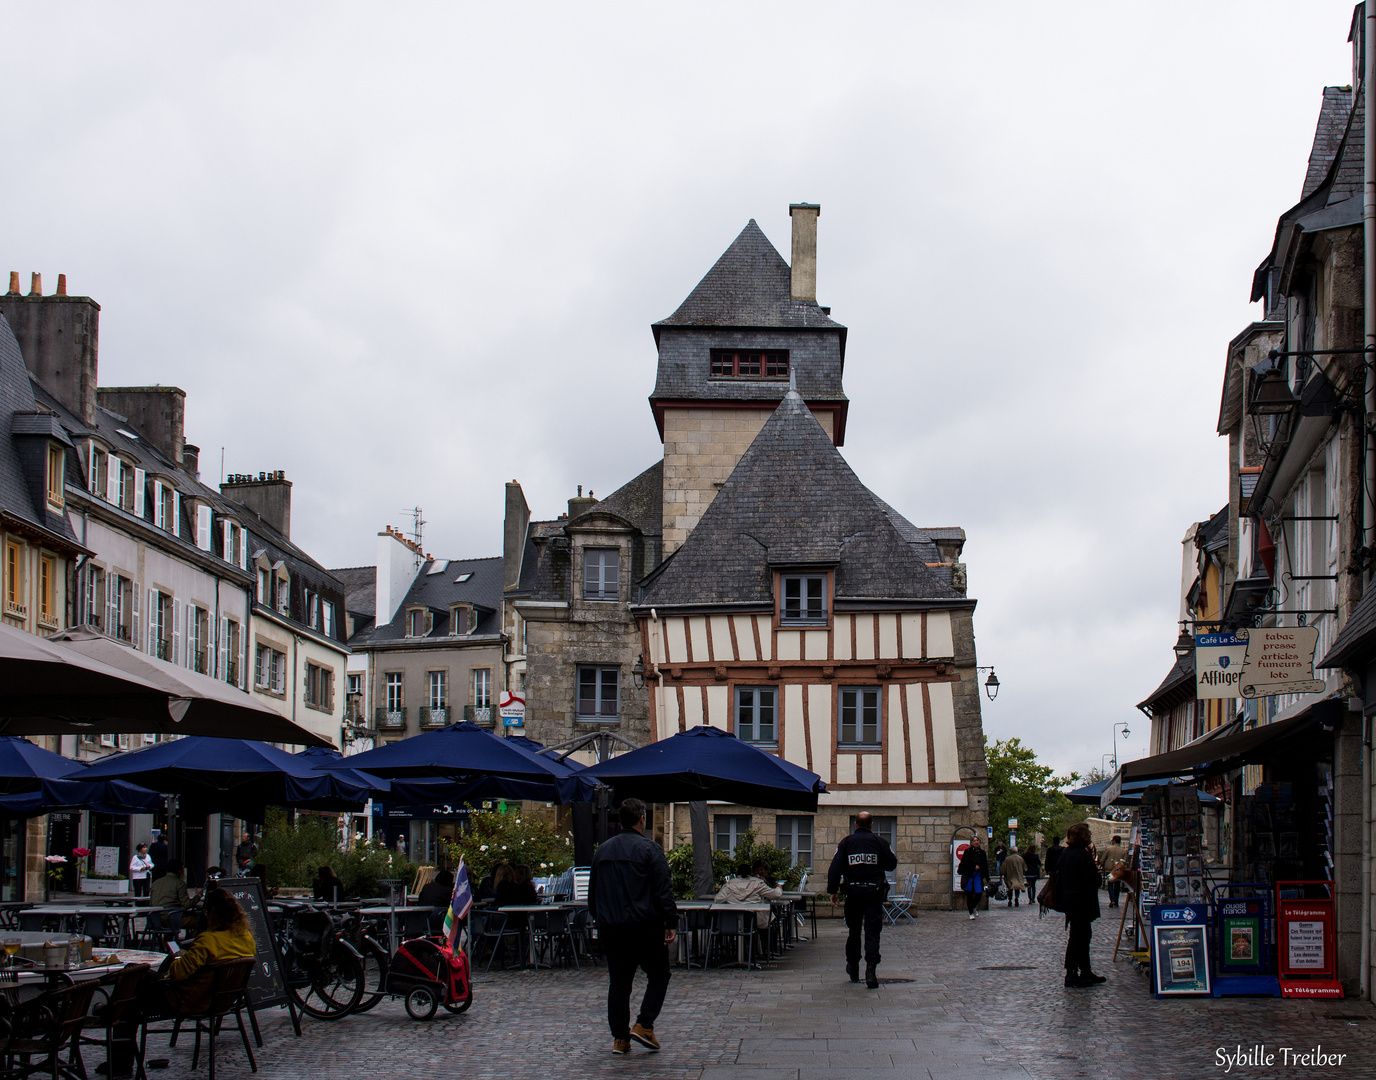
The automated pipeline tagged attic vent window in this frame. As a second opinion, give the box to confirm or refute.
[710,349,789,380]
[427,561,449,575]
[115,429,139,441]
[454,573,472,583]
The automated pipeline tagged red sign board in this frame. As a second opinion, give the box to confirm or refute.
[951,841,970,890]
[1276,883,1343,999]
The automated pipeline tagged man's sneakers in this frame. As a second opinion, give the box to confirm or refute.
[968,913,976,920]
[865,963,879,990]
[846,960,860,983]
[612,1039,630,1055]
[629,1024,661,1051]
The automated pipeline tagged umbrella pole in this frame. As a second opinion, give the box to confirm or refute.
[689,801,713,899]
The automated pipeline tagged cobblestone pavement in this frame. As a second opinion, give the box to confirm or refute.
[137,897,1376,1080]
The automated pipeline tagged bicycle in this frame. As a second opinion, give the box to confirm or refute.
[275,904,365,1021]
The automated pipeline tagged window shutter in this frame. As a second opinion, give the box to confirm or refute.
[105,573,115,636]
[152,482,163,528]
[172,491,181,537]
[238,527,247,570]
[133,469,145,518]
[240,630,248,689]
[107,458,120,504]
[219,617,228,681]
[144,588,154,654]
[221,520,230,560]
[87,440,98,493]
[197,505,211,551]
[172,597,181,666]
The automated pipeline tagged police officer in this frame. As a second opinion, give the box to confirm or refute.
[828,812,898,988]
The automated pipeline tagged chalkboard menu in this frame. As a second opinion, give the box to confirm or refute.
[217,877,288,1011]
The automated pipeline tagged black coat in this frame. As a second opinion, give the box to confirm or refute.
[827,827,897,892]
[1057,844,1101,922]
[957,846,989,891]
[1023,849,1042,877]
[588,829,678,929]
[1044,843,1064,877]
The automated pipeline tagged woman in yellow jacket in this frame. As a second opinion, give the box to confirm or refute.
[152,889,257,1014]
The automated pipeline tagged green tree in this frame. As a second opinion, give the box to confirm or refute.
[439,807,574,883]
[984,737,1080,848]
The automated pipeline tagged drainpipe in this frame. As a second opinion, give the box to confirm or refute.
[1365,4,1376,1001]
[1363,712,1372,1001]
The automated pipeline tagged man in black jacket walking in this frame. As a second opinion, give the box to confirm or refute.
[589,799,678,1055]
[828,812,897,989]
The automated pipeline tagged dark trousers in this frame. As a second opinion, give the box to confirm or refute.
[1026,876,1038,905]
[601,924,671,1039]
[1106,880,1121,906]
[1065,914,1093,975]
[965,889,982,914]
[132,878,150,898]
[844,887,885,965]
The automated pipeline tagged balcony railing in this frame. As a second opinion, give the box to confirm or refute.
[419,706,449,728]
[465,705,493,726]
[376,707,407,728]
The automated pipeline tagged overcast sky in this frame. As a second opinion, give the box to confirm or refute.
[3,3,1362,773]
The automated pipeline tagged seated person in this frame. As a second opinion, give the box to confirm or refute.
[476,862,505,903]
[150,859,202,934]
[142,889,256,1019]
[494,865,539,928]
[313,865,345,902]
[418,869,454,908]
[714,861,784,930]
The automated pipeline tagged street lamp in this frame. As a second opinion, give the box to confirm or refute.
[976,666,1000,701]
[1112,721,1130,775]
[631,654,646,690]
[1173,622,1194,659]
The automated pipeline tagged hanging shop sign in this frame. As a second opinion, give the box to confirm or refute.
[499,691,526,728]
[1276,883,1343,998]
[1195,632,1246,698]
[1236,627,1325,698]
[1150,903,1212,997]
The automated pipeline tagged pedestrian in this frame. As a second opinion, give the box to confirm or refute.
[1000,847,1027,907]
[957,835,989,920]
[1044,835,1064,878]
[1099,834,1127,908]
[313,865,345,902]
[993,841,1007,877]
[129,843,153,898]
[588,798,678,1055]
[828,811,898,988]
[1023,845,1042,908]
[1060,822,1105,987]
[234,831,256,872]
[148,831,169,883]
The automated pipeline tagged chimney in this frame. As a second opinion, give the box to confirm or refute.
[56,274,66,296]
[182,443,201,479]
[28,273,41,297]
[221,470,292,539]
[788,203,820,302]
[504,480,531,591]
[0,274,101,427]
[376,526,421,626]
[96,386,185,464]
[568,484,596,523]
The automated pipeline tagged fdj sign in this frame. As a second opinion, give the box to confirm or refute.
[1195,633,1245,699]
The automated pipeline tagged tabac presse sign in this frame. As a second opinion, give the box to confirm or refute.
[1195,633,1245,699]
[1236,626,1324,698]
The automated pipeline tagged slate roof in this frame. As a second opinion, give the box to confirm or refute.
[0,314,82,550]
[654,221,844,334]
[1137,652,1195,714]
[332,566,378,618]
[638,392,967,609]
[1318,582,1376,669]
[510,520,570,601]
[349,555,503,645]
[575,461,662,538]
[1199,505,1228,554]
[1302,87,1353,198]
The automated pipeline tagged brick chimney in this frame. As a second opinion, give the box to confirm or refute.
[504,480,530,592]
[182,443,201,479]
[222,471,292,539]
[0,272,101,427]
[96,386,185,465]
[567,484,596,522]
[788,203,820,302]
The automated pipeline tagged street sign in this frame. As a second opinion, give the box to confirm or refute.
[951,839,970,890]
[1236,627,1325,698]
[1195,632,1245,699]
[498,691,525,728]
[1007,818,1018,830]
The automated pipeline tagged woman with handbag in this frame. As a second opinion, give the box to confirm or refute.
[1058,822,1105,987]
[957,836,988,920]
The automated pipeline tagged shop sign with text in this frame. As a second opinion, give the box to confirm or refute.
[1237,626,1325,698]
[1195,632,1246,699]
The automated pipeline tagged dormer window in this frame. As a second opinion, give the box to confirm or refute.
[710,349,789,379]
[46,445,64,509]
[584,549,620,601]
[779,572,828,625]
[450,605,471,635]
[88,444,108,500]
[407,607,432,637]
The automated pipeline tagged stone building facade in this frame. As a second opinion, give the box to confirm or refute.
[505,205,989,904]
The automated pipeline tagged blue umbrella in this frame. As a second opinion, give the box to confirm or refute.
[1066,777,1221,807]
[76,736,376,818]
[0,735,85,794]
[585,724,826,811]
[294,746,391,797]
[317,721,595,803]
[0,777,164,817]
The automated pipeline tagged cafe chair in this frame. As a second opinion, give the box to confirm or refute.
[135,909,181,950]
[883,873,918,926]
[16,913,60,935]
[141,958,257,1080]
[2,980,98,1080]
[681,909,714,969]
[570,868,591,904]
[529,909,579,970]
[472,911,524,973]
[399,910,431,941]
[567,907,598,966]
[80,911,117,948]
[706,910,755,970]
[80,963,153,1080]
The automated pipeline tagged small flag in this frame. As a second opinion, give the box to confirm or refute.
[444,857,474,947]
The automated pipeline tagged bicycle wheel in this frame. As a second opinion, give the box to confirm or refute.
[289,947,365,1020]
[405,985,438,1021]
[442,989,472,1014]
[353,944,387,1014]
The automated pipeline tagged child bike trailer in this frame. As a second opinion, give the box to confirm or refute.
[389,935,473,1020]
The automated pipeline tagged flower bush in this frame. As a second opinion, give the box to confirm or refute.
[439,808,573,884]
[257,809,416,895]
[666,828,805,899]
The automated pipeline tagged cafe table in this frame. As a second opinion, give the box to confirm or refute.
[24,906,166,948]
[498,904,582,967]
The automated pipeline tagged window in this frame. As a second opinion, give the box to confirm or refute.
[714,815,752,856]
[38,555,57,626]
[89,446,108,499]
[583,549,620,601]
[709,349,789,379]
[257,569,269,605]
[428,670,447,709]
[576,665,619,720]
[851,815,897,852]
[255,644,286,694]
[385,673,404,712]
[188,606,209,674]
[473,668,492,709]
[276,575,290,616]
[162,484,176,534]
[407,608,430,637]
[776,816,814,868]
[780,574,827,624]
[118,463,136,513]
[306,662,334,712]
[152,591,174,660]
[347,673,362,697]
[305,590,319,630]
[46,445,64,508]
[113,575,133,642]
[224,522,244,568]
[838,687,881,746]
[85,565,105,630]
[322,601,335,639]
[450,605,469,635]
[735,686,777,745]
[224,619,241,685]
[3,542,23,618]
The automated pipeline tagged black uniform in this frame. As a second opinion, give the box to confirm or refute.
[827,825,897,970]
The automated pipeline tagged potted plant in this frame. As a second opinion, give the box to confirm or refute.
[81,873,131,896]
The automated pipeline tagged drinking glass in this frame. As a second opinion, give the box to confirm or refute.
[3,936,21,968]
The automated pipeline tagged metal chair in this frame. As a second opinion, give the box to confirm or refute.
[570,868,591,903]
[567,907,597,965]
[136,908,182,949]
[399,910,431,941]
[17,912,60,934]
[681,909,713,968]
[883,872,917,926]
[705,910,755,969]
[529,908,579,970]
[80,962,154,1080]
[472,910,524,972]
[141,958,257,1080]
[3,979,98,1080]
[80,910,117,947]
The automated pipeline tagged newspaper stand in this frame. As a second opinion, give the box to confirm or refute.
[1275,880,1343,999]
[1149,902,1212,997]
[1209,884,1279,997]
